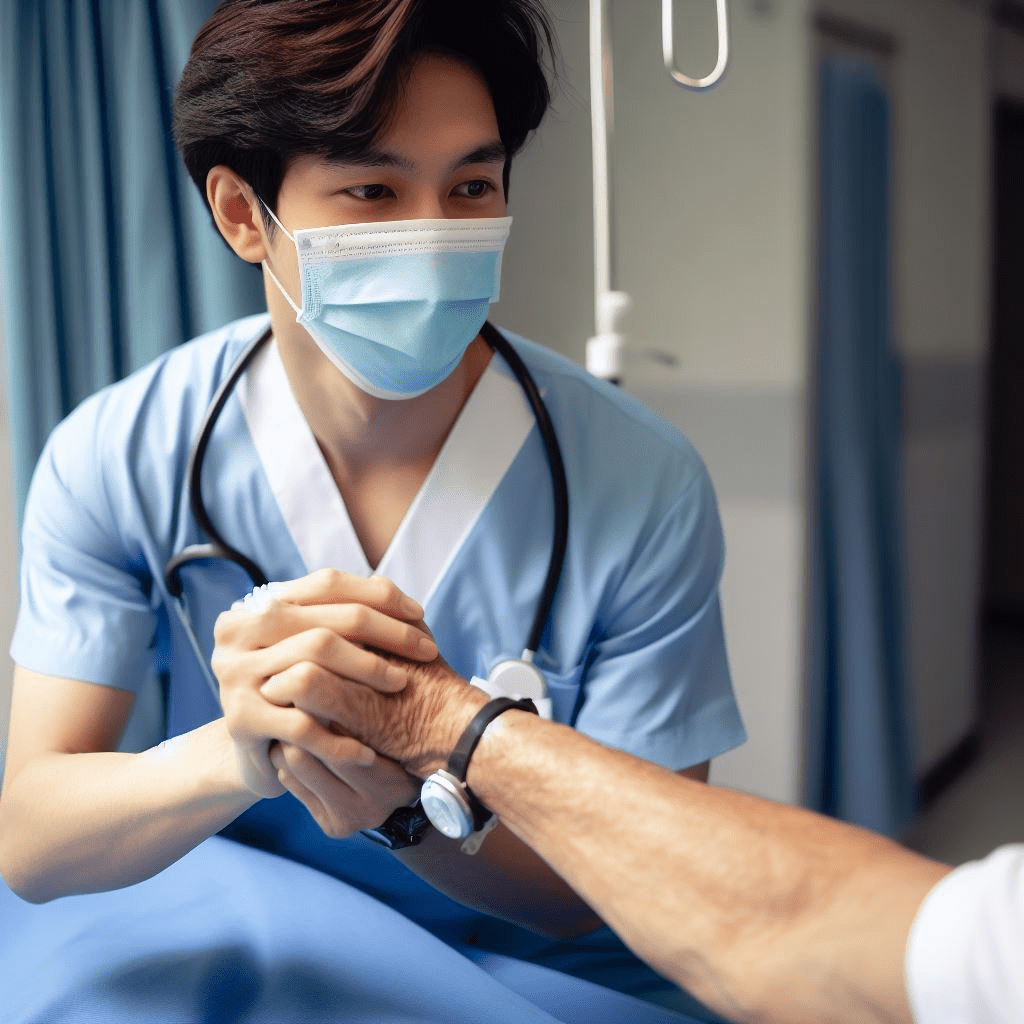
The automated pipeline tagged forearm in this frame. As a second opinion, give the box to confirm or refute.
[395,820,603,939]
[469,712,950,1024]
[0,719,259,903]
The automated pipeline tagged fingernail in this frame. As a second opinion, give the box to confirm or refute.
[403,597,424,619]
[358,745,376,766]
[418,636,437,657]
[386,665,407,690]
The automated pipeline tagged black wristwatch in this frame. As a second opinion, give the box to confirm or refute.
[361,801,432,850]
[420,696,539,841]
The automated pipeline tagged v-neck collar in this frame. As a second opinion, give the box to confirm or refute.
[239,337,536,607]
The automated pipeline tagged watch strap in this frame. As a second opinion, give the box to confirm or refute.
[361,800,432,849]
[448,696,539,783]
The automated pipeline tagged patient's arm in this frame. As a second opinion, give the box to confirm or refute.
[268,741,705,941]
[470,714,949,1024]
[267,718,609,939]
[269,655,952,1024]
[393,759,707,940]
[260,616,710,940]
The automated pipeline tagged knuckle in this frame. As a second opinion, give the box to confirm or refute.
[259,600,285,632]
[212,617,248,653]
[369,575,397,604]
[343,604,369,635]
[316,567,346,591]
[212,612,233,644]
[307,627,337,658]
[283,712,316,746]
[293,661,320,690]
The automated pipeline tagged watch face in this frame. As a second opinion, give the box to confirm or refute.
[421,775,472,840]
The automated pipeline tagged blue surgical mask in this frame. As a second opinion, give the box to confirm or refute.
[260,203,512,400]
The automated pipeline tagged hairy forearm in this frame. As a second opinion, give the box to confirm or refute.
[0,720,259,902]
[395,819,603,939]
[468,713,950,1024]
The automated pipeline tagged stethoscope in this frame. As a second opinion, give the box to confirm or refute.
[163,320,568,718]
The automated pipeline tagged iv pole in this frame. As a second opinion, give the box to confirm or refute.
[585,0,730,382]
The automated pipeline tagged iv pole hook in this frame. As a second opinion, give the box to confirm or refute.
[663,0,729,91]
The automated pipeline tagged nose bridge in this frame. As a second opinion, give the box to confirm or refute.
[406,186,447,221]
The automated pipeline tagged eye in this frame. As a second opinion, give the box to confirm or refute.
[453,180,494,199]
[344,184,393,201]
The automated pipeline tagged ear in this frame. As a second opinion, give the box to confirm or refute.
[207,166,269,263]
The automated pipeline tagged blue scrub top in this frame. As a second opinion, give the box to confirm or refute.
[12,313,745,941]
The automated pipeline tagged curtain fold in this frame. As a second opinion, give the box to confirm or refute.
[0,0,264,522]
[804,54,916,837]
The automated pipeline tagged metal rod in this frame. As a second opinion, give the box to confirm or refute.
[589,0,615,320]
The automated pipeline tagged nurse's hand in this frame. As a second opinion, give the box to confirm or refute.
[211,569,437,798]
[267,739,420,838]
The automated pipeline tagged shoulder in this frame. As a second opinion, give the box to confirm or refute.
[47,314,270,461]
[35,314,271,517]
[496,327,715,504]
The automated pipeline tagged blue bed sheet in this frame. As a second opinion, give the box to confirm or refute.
[0,836,697,1023]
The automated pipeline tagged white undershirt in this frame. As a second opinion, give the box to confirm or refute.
[905,844,1024,1023]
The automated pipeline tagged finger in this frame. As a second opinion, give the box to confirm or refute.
[276,741,419,814]
[273,569,424,621]
[271,751,339,837]
[251,628,417,694]
[232,693,377,767]
[271,743,387,840]
[221,601,437,662]
[260,665,387,738]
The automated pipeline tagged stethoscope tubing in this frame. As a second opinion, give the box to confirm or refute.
[165,321,569,699]
[164,325,274,598]
[479,322,568,656]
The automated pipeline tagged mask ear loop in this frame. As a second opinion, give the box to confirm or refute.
[255,195,304,318]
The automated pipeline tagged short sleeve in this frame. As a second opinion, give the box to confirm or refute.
[572,461,746,770]
[905,845,1024,1024]
[10,406,157,692]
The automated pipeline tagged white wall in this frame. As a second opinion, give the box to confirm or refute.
[498,0,814,802]
[500,0,813,385]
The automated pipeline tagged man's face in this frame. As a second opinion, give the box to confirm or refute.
[272,52,508,235]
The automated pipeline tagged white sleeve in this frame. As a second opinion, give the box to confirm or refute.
[905,845,1024,1024]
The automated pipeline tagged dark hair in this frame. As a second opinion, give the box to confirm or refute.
[172,0,556,220]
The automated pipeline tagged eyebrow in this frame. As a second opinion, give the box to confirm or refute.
[448,141,507,172]
[329,140,507,174]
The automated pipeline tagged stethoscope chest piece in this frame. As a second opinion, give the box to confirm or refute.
[471,657,552,720]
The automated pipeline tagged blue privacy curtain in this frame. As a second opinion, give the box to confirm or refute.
[804,54,915,837]
[0,0,264,520]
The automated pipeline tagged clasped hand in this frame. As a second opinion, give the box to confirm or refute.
[212,569,439,838]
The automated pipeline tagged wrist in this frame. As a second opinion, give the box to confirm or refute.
[418,697,539,843]
[207,718,281,801]
[463,708,542,810]
[405,685,489,779]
